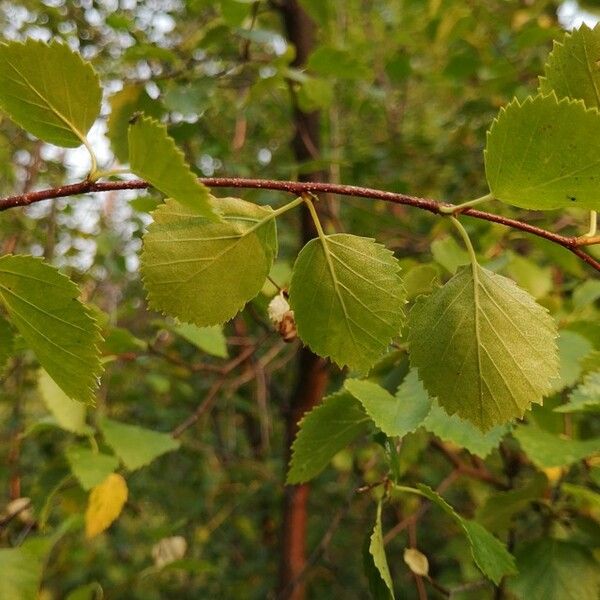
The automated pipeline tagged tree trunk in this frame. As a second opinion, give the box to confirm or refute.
[278,2,329,599]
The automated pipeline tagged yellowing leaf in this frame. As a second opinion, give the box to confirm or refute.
[408,265,558,430]
[289,234,405,371]
[85,473,128,539]
[0,40,101,147]
[0,256,103,404]
[369,502,395,598]
[485,94,600,211]
[128,115,218,219]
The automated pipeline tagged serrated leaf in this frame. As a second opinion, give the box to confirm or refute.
[107,85,163,163]
[555,371,600,412]
[0,312,14,371]
[345,372,432,438]
[287,391,370,484]
[38,370,92,435]
[99,418,180,471]
[0,256,103,404]
[485,94,600,210]
[539,24,600,109]
[128,115,217,219]
[431,236,469,274]
[85,473,128,539]
[0,40,101,147]
[513,424,600,468]
[65,447,119,491]
[507,538,600,600]
[408,264,558,430]
[369,502,395,599]
[414,484,516,584]
[142,197,277,326]
[173,323,228,358]
[289,234,405,371]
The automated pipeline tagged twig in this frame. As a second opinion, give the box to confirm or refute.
[0,177,598,272]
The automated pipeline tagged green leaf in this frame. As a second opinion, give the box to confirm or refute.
[38,370,92,435]
[107,85,163,163]
[0,256,103,404]
[539,24,600,109]
[368,502,395,599]
[422,401,508,459]
[551,330,594,392]
[507,538,600,600]
[141,197,277,326]
[0,520,74,600]
[0,40,101,147]
[289,234,405,371]
[173,323,228,358]
[128,115,218,219]
[363,535,394,600]
[287,391,370,484]
[345,372,432,438]
[0,312,14,371]
[65,446,119,491]
[414,484,516,584]
[431,236,469,274]
[99,418,180,471]
[408,264,558,430]
[485,94,600,210]
[513,424,600,468]
[476,473,548,533]
[555,371,600,413]
[402,264,440,300]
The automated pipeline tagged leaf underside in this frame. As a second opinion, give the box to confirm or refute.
[408,264,558,430]
[141,197,277,327]
[0,39,101,147]
[0,255,103,404]
[289,233,405,372]
[485,93,600,210]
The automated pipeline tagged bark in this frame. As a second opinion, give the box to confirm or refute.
[277,2,330,598]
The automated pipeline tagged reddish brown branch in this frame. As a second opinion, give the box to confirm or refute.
[0,177,598,272]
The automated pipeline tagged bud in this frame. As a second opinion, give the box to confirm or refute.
[403,547,429,577]
[268,292,297,342]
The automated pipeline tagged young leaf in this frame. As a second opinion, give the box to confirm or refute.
[141,197,277,326]
[289,234,405,371]
[345,373,432,438]
[107,85,163,163]
[0,40,101,147]
[287,391,370,484]
[128,115,218,219]
[65,447,120,491]
[38,370,92,435]
[0,256,103,404]
[99,418,180,471]
[507,538,600,600]
[415,484,516,584]
[539,24,600,109]
[0,313,14,371]
[173,323,228,358]
[85,473,128,539]
[408,265,558,430]
[513,424,600,468]
[485,94,600,210]
[369,502,395,599]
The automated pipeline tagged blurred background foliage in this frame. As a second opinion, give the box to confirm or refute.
[0,1,599,598]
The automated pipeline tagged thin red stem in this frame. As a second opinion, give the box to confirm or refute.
[1,176,598,272]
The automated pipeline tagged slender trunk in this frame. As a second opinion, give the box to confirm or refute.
[278,2,330,598]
